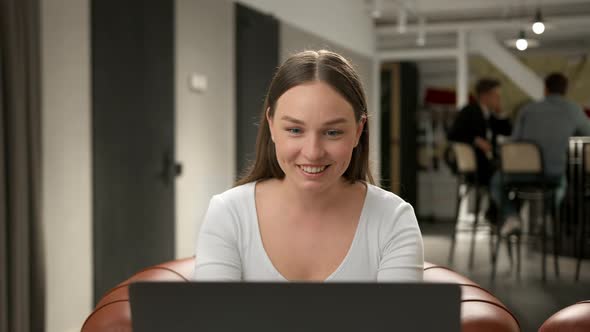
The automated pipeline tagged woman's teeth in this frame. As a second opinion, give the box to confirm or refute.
[300,165,327,174]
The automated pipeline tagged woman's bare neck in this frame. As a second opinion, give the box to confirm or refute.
[258,178,364,216]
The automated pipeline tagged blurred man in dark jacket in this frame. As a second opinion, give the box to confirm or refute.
[447,78,512,186]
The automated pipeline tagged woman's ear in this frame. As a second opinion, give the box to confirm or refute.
[355,115,366,147]
[266,107,272,125]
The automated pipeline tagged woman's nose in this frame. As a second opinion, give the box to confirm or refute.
[301,134,326,161]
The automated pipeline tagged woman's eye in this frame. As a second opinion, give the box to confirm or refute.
[287,128,302,135]
[325,129,343,137]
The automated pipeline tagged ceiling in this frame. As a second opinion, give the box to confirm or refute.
[369,0,590,53]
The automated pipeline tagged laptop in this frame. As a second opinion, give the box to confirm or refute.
[129,282,461,332]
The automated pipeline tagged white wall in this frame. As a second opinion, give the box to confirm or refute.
[175,0,236,258]
[41,0,92,331]
[238,0,375,57]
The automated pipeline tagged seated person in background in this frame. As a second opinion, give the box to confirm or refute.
[447,78,512,187]
[492,72,590,236]
[193,50,424,282]
[447,78,512,223]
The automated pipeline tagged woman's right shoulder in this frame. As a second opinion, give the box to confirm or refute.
[215,181,255,200]
[366,183,407,211]
[201,182,256,235]
[209,181,256,211]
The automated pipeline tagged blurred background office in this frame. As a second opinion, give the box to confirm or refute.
[1,0,590,331]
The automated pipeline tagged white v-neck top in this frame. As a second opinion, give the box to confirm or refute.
[193,182,424,282]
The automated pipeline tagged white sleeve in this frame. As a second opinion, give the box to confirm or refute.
[193,195,242,281]
[377,202,424,282]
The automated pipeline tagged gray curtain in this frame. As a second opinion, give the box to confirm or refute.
[0,0,45,331]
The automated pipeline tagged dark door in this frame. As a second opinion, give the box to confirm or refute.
[380,63,418,208]
[236,3,279,177]
[91,0,176,303]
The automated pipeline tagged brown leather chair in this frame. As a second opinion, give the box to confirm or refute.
[423,262,519,332]
[81,258,520,332]
[81,257,194,332]
[538,301,590,332]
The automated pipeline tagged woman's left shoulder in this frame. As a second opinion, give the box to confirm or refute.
[365,183,409,211]
[363,183,418,232]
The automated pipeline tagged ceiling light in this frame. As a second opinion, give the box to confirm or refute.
[416,35,426,47]
[371,0,382,19]
[504,33,539,50]
[416,16,426,46]
[397,7,407,33]
[516,30,528,51]
[532,9,545,34]
[532,22,545,35]
[516,38,528,51]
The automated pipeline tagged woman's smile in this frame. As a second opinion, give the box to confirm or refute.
[298,164,331,176]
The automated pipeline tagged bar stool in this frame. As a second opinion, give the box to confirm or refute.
[448,142,494,270]
[575,143,590,281]
[491,142,560,281]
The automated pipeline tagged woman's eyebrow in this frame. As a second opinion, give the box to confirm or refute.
[280,115,348,126]
[280,115,305,125]
[323,118,348,126]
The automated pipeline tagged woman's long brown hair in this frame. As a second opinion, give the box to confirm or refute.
[236,50,374,186]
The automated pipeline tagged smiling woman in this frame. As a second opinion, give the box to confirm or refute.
[194,50,424,282]
[237,50,372,186]
[267,81,365,193]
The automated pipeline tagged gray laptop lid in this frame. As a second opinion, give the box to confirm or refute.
[129,282,461,332]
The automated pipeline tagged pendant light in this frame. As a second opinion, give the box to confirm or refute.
[516,30,528,51]
[532,9,545,34]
